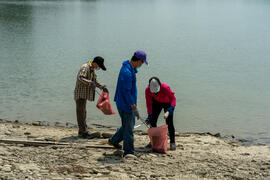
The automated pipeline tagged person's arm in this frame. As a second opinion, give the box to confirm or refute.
[77,66,95,86]
[145,87,153,115]
[94,73,106,90]
[120,71,136,106]
[166,85,176,107]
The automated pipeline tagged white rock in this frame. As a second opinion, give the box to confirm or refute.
[124,154,137,159]
[2,165,12,172]
[16,163,40,172]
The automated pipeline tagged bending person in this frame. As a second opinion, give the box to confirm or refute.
[145,77,176,150]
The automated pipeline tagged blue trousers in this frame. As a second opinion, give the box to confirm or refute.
[110,107,135,155]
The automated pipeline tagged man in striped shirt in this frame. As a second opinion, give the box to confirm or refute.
[74,56,108,139]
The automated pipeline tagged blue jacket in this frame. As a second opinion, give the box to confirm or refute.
[114,60,137,113]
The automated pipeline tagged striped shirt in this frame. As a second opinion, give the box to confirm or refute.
[74,62,105,101]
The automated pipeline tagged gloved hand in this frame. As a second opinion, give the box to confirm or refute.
[132,106,140,119]
[145,114,152,125]
[103,87,109,93]
[89,82,96,88]
[167,106,175,116]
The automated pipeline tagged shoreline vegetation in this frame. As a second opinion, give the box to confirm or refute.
[0,120,269,180]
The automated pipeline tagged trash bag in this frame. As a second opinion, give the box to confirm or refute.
[147,124,168,154]
[96,91,115,115]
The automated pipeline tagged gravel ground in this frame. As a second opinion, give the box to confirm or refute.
[0,122,269,180]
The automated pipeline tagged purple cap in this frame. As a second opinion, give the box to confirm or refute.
[134,50,148,65]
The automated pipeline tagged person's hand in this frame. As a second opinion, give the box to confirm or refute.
[103,87,109,93]
[145,114,152,125]
[89,82,96,88]
[131,106,140,119]
[167,106,175,116]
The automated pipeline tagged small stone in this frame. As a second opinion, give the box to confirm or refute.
[105,165,113,171]
[124,154,137,159]
[12,125,20,128]
[101,170,110,175]
[147,154,157,158]
[45,137,56,141]
[2,165,12,172]
[129,175,136,179]
[214,133,221,137]
[4,132,11,136]
[141,132,148,135]
[27,135,38,139]
[32,121,41,126]
[24,132,31,135]
[35,137,45,141]
[101,133,113,138]
[51,177,64,180]
[113,150,124,157]
[91,168,99,174]
[150,174,159,178]
[90,132,101,138]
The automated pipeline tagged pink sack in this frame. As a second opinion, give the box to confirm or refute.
[147,124,168,154]
[96,91,115,115]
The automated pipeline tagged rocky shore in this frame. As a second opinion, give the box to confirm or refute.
[0,121,269,180]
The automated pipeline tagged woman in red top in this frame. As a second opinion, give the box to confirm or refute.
[145,77,176,150]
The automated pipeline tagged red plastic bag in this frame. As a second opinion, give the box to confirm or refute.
[96,91,115,115]
[147,124,168,154]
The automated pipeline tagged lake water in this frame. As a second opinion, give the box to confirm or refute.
[1,0,270,144]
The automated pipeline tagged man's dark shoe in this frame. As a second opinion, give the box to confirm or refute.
[106,139,122,149]
[78,132,94,139]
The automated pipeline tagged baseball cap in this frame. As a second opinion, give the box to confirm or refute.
[93,56,106,71]
[134,50,148,65]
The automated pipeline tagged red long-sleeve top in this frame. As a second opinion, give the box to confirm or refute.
[145,83,176,115]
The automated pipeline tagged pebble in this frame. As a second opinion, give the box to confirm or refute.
[4,132,11,136]
[90,132,101,138]
[24,132,31,135]
[113,150,124,156]
[51,177,64,180]
[101,132,113,138]
[35,137,45,141]
[2,165,12,172]
[124,154,137,159]
[32,121,41,126]
[147,154,157,158]
[45,137,57,141]
[12,125,20,128]
[27,135,38,139]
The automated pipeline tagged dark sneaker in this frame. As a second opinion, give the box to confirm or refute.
[106,139,122,149]
[170,143,176,151]
[78,132,94,139]
[145,142,152,149]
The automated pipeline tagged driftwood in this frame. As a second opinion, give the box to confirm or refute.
[0,139,114,149]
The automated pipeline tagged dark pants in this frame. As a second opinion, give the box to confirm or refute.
[110,107,135,155]
[150,100,175,143]
[76,99,88,134]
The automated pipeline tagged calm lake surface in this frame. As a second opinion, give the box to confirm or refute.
[1,0,270,144]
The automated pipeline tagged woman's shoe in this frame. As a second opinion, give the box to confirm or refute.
[170,143,176,150]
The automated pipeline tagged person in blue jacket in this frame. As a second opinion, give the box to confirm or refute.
[107,50,148,156]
